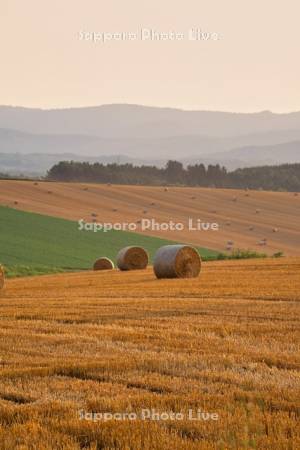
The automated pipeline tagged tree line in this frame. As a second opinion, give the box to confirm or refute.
[47,160,300,192]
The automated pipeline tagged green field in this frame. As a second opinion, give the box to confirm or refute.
[0,206,218,277]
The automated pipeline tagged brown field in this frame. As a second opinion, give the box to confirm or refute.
[0,258,299,449]
[0,180,299,255]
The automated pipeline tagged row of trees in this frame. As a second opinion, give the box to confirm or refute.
[47,160,300,191]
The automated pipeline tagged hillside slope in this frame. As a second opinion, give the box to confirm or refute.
[0,181,299,255]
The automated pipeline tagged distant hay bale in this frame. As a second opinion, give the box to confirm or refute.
[151,202,156,206]
[34,182,38,186]
[91,213,98,218]
[258,240,267,246]
[14,201,18,205]
[272,228,278,233]
[227,240,234,246]
[47,191,53,194]
[191,196,196,200]
[153,245,201,279]
[117,246,149,271]
[93,257,114,271]
[255,209,261,214]
[294,192,298,197]
[226,221,231,226]
[143,209,148,214]
[0,265,4,289]
[232,197,237,202]
[249,226,254,231]
[164,187,169,192]
[113,208,118,212]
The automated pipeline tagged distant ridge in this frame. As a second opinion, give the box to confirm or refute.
[0,104,299,174]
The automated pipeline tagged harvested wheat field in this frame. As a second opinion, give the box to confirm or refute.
[0,258,299,449]
[0,180,299,256]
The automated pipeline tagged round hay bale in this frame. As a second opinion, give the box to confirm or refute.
[117,246,148,271]
[153,245,201,279]
[0,265,5,289]
[93,257,114,271]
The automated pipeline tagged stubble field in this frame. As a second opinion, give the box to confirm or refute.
[0,180,299,256]
[0,257,299,449]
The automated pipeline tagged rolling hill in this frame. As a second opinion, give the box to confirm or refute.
[0,205,216,275]
[1,105,300,174]
[0,180,299,256]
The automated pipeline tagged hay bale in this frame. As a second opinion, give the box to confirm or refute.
[0,265,4,289]
[153,245,201,279]
[117,246,148,271]
[93,257,114,271]
[257,240,266,246]
[272,227,278,233]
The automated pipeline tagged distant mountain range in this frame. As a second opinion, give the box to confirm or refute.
[0,104,299,174]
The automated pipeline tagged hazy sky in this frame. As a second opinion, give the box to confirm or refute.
[1,0,299,112]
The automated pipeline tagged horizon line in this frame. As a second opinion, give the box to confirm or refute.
[0,103,299,115]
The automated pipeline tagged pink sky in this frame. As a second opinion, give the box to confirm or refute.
[1,0,299,112]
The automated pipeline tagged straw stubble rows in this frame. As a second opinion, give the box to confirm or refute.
[0,258,299,449]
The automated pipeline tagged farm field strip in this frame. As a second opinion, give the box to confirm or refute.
[0,180,299,255]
